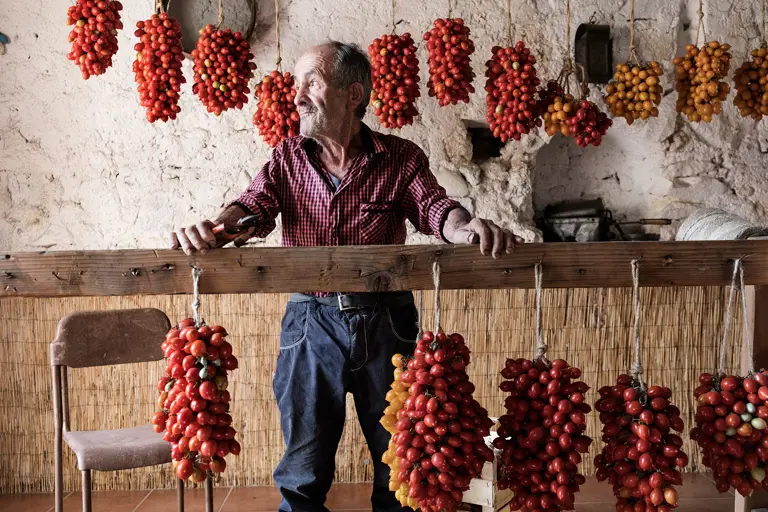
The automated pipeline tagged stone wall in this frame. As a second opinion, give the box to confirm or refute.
[2,0,767,251]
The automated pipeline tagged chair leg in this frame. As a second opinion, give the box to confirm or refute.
[54,430,63,512]
[177,477,184,512]
[205,474,213,512]
[81,470,92,512]
[53,365,64,512]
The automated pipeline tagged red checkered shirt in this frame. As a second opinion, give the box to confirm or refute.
[227,124,460,295]
[228,124,460,248]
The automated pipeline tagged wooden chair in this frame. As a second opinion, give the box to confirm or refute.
[50,308,213,512]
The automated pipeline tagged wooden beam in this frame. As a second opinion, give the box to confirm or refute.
[736,285,768,512]
[1,240,768,298]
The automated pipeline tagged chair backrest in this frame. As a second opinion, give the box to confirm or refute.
[50,308,172,368]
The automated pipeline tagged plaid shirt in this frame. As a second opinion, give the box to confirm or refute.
[228,124,460,250]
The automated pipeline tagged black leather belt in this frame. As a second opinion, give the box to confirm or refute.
[289,292,414,311]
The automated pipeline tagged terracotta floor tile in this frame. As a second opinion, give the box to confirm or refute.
[0,492,63,512]
[218,486,282,511]
[134,487,231,512]
[324,483,371,510]
[60,490,151,512]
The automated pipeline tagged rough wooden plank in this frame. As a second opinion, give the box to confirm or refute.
[736,286,768,512]
[1,240,768,297]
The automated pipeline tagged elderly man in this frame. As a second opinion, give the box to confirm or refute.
[171,41,521,512]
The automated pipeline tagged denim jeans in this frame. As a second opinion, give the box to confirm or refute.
[272,295,419,512]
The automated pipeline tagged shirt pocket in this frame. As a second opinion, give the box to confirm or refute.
[360,201,395,244]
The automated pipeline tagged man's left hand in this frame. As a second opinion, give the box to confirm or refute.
[443,209,524,258]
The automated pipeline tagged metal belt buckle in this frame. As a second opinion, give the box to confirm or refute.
[337,294,355,312]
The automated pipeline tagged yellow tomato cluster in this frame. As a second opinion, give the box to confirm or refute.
[380,353,419,510]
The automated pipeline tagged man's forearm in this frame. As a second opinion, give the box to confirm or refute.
[441,207,472,243]
[212,204,249,226]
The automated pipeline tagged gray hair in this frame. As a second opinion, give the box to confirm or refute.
[325,41,372,119]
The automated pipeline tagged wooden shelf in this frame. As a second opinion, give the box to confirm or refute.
[2,240,768,297]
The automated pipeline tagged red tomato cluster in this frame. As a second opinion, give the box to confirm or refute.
[66,0,123,79]
[132,13,185,123]
[568,100,612,148]
[484,41,542,142]
[496,358,592,511]
[389,331,494,512]
[192,24,257,116]
[153,318,241,482]
[423,18,475,106]
[691,372,768,496]
[368,33,421,128]
[252,70,300,147]
[594,376,687,511]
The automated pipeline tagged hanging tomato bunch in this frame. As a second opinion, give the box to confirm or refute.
[674,41,732,123]
[424,18,475,106]
[383,330,494,512]
[541,77,612,148]
[691,372,768,496]
[733,47,768,121]
[132,13,185,123]
[485,41,542,142]
[252,70,300,147]
[66,0,123,79]
[594,376,688,511]
[604,62,664,125]
[496,358,592,511]
[381,353,415,508]
[192,24,257,116]
[368,33,421,128]
[153,318,241,482]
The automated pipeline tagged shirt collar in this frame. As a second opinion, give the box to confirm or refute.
[299,123,387,156]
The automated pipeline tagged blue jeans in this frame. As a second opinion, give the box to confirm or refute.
[272,295,419,512]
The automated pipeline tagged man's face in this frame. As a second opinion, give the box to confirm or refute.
[293,46,353,138]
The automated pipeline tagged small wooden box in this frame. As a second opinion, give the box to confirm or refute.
[461,431,514,512]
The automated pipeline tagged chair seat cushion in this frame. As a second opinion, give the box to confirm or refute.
[64,424,171,471]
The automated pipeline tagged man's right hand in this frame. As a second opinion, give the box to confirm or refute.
[170,220,219,255]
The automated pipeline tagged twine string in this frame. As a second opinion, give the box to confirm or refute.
[533,263,548,361]
[391,0,397,34]
[738,263,755,374]
[630,259,645,386]
[695,0,706,47]
[275,0,282,70]
[191,267,203,328]
[416,290,424,340]
[718,260,742,377]
[629,0,640,65]
[432,260,442,333]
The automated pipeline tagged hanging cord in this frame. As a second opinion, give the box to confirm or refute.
[738,262,755,375]
[391,0,397,34]
[695,0,706,47]
[448,0,453,19]
[217,0,225,29]
[762,0,767,47]
[628,0,640,65]
[274,0,282,70]
[717,259,742,377]
[506,0,513,45]
[416,290,424,340]
[566,0,573,67]
[191,266,203,328]
[432,260,442,333]
[630,259,645,386]
[533,263,548,362]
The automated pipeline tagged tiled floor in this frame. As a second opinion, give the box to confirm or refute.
[0,473,737,512]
